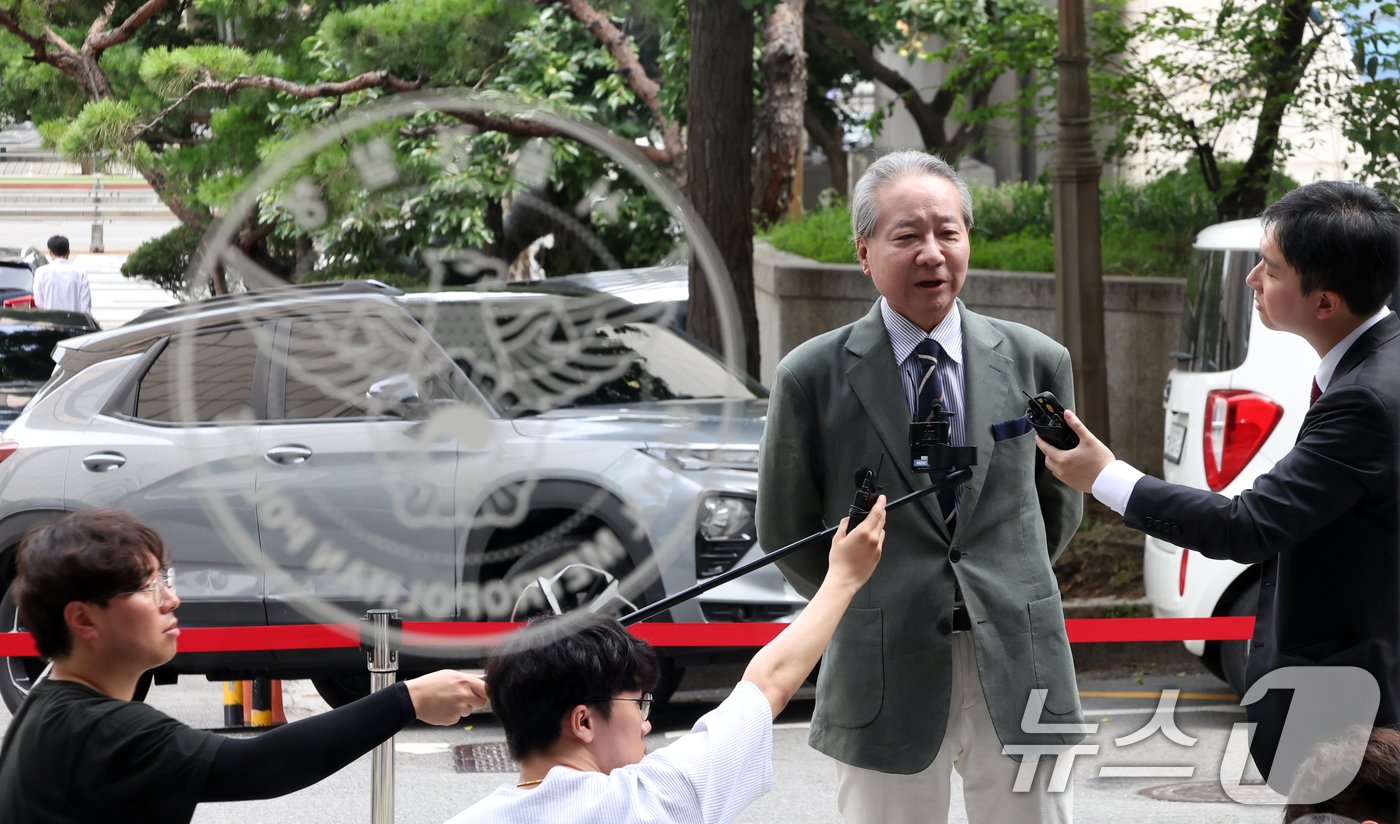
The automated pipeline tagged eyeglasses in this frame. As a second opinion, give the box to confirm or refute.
[599,693,653,721]
[118,567,176,608]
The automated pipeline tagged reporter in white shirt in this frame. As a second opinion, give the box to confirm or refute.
[448,495,887,824]
[32,235,92,314]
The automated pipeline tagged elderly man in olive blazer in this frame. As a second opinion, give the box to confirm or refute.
[758,151,1085,823]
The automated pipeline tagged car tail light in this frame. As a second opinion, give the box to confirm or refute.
[1203,390,1283,492]
[1179,549,1190,596]
[0,442,16,464]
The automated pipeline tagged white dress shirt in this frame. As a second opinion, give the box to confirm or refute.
[32,258,92,314]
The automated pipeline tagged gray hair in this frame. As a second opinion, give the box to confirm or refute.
[850,151,974,243]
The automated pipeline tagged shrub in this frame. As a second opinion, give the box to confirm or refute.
[969,229,1056,272]
[969,181,1051,239]
[121,224,202,296]
[758,199,855,264]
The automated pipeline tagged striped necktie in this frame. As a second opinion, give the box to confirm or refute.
[913,339,956,522]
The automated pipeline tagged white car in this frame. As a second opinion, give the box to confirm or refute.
[1142,219,1317,694]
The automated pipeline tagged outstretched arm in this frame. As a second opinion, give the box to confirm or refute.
[743,496,886,717]
[201,670,487,801]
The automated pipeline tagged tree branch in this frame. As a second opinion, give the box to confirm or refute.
[0,7,49,57]
[551,0,683,160]
[88,1,116,43]
[88,0,169,54]
[808,10,947,150]
[137,69,424,137]
[432,112,675,167]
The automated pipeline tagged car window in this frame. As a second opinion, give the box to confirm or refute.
[1178,248,1255,372]
[0,263,32,292]
[279,315,442,420]
[416,298,760,416]
[0,328,69,382]
[136,326,259,423]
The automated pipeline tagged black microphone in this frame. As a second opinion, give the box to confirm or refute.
[848,465,879,528]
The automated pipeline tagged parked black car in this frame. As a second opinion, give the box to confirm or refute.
[0,308,99,425]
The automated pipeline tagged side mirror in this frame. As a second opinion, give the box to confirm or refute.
[366,373,425,419]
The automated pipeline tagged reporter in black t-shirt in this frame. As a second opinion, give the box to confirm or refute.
[0,508,489,823]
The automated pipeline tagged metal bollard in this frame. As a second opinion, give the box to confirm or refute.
[362,609,401,824]
[222,681,244,728]
[89,172,104,253]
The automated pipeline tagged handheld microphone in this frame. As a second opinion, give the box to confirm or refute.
[848,456,884,528]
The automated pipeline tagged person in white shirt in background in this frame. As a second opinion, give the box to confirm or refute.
[32,235,92,314]
[447,495,887,824]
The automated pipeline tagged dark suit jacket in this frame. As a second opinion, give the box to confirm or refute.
[757,301,1085,774]
[1127,312,1400,787]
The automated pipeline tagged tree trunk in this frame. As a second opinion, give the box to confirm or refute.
[686,0,759,379]
[1217,0,1318,221]
[804,101,848,197]
[752,0,806,227]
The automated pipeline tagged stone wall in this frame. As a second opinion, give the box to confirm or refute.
[752,243,1186,471]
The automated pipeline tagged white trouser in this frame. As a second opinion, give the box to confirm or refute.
[835,631,1073,824]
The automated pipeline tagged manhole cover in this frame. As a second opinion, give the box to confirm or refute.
[454,742,519,774]
[1139,780,1281,804]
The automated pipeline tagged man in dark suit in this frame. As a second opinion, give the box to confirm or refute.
[759,151,1085,823]
[1039,180,1400,794]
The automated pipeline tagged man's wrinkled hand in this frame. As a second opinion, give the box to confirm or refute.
[1035,409,1115,493]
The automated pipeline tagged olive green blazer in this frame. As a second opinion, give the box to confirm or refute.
[757,301,1086,774]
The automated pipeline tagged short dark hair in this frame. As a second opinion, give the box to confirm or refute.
[1284,725,1400,824]
[1262,181,1400,316]
[14,509,167,659]
[485,613,660,760]
[46,235,70,258]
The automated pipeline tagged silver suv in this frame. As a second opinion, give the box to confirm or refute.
[0,280,801,710]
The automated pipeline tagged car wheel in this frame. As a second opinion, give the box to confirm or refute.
[1220,578,1261,697]
[1,578,46,713]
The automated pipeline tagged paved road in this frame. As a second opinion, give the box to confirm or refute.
[0,664,1289,823]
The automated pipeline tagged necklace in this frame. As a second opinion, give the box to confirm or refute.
[516,778,544,788]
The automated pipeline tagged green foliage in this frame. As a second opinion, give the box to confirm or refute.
[317,0,530,86]
[139,45,273,97]
[121,225,202,296]
[53,99,155,172]
[969,182,1051,238]
[969,229,1056,273]
[758,199,855,263]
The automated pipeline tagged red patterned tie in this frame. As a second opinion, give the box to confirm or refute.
[1310,378,1321,407]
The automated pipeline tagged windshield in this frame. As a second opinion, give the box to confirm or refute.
[0,329,67,382]
[410,296,762,416]
[0,264,32,292]
[1178,248,1256,372]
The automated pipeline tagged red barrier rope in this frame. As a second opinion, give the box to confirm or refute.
[0,616,1255,658]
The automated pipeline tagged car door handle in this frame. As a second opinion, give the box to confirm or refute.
[265,445,313,465]
[81,452,126,472]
